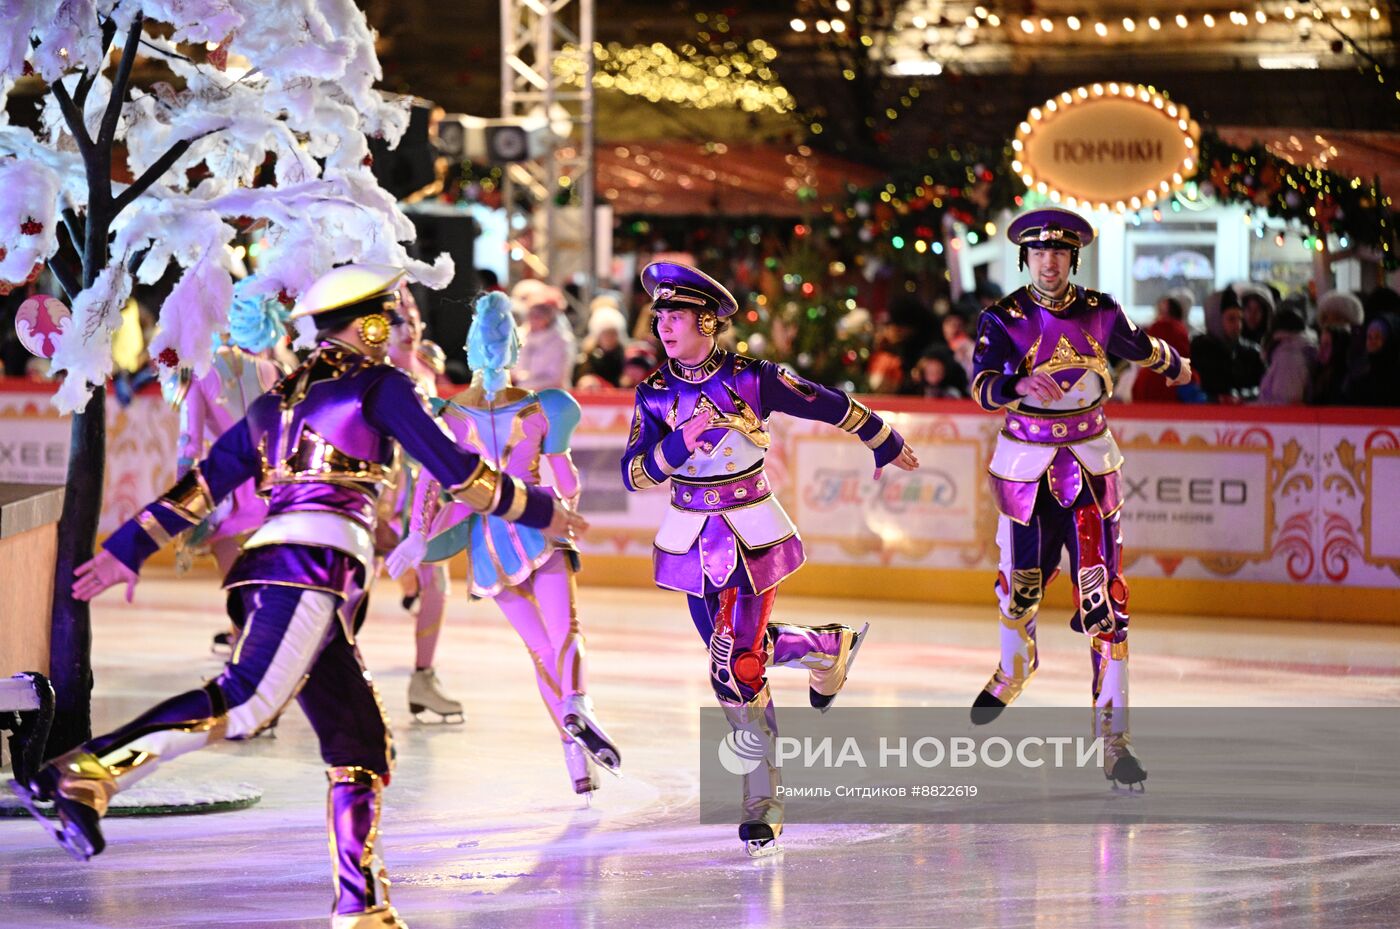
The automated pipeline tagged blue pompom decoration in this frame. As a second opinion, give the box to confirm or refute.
[227,278,290,354]
[466,290,520,401]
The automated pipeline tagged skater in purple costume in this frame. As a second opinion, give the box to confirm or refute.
[621,260,919,855]
[968,207,1193,788]
[11,264,586,929]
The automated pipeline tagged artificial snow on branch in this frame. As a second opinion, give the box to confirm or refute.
[0,0,448,412]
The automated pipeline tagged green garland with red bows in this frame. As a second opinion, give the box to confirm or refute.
[1196,130,1399,268]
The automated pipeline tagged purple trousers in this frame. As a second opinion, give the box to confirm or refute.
[81,582,393,917]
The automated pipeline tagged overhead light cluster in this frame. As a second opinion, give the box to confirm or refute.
[556,40,793,114]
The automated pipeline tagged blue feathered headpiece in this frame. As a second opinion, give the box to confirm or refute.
[466,291,519,400]
[227,278,290,354]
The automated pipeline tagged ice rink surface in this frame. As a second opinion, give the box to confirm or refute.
[4,569,1399,928]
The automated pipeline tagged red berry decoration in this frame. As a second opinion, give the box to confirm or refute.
[0,245,7,262]
[157,347,180,368]
[19,217,43,235]
[276,289,296,307]
[22,61,33,76]
[361,154,374,167]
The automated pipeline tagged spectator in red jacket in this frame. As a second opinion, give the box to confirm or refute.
[1132,294,1193,403]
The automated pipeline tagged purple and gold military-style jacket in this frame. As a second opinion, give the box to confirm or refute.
[105,340,556,625]
[971,285,1183,523]
[621,346,904,596]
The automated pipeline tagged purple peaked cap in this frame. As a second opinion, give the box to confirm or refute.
[640,260,739,318]
[1007,207,1095,249]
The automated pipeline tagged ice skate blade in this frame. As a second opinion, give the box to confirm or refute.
[7,779,98,862]
[744,839,783,859]
[563,717,622,776]
[411,707,466,725]
[1106,774,1147,792]
[813,622,870,713]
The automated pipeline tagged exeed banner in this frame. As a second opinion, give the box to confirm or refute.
[1115,446,1271,556]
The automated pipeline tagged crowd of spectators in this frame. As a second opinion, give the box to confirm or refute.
[1122,282,1400,408]
[5,263,1399,410]
[838,276,1400,408]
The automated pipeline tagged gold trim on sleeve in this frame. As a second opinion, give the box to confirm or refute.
[1147,337,1174,373]
[448,460,502,512]
[651,442,679,476]
[629,453,660,490]
[158,467,216,523]
[136,510,173,547]
[837,398,872,434]
[863,422,892,450]
[1141,336,1164,372]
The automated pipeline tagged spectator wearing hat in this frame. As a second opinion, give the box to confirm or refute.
[515,284,577,390]
[1259,307,1317,405]
[1344,313,1400,407]
[1190,294,1264,403]
[575,302,629,388]
[1237,283,1274,346]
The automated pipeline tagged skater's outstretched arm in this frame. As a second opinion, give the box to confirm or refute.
[365,370,584,538]
[78,413,266,600]
[755,361,916,477]
[1106,295,1193,386]
[385,465,444,578]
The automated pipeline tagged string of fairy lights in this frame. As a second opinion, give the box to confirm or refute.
[793,2,1390,38]
[555,39,793,114]
[792,1,1397,102]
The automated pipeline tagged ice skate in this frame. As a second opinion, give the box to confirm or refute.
[740,819,783,858]
[721,686,785,858]
[561,694,621,774]
[1092,637,1145,790]
[808,622,869,712]
[328,767,406,927]
[252,713,281,739]
[970,667,1033,726]
[971,609,1039,726]
[1103,732,1147,790]
[563,740,599,796]
[407,667,465,724]
[9,749,113,861]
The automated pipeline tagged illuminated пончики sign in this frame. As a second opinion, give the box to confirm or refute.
[1013,83,1201,213]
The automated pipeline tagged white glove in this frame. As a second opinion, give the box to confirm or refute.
[386,532,428,579]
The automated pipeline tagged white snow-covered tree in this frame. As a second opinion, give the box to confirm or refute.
[0,0,451,752]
